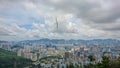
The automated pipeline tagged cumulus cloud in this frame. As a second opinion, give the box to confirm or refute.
[0,0,120,40]
[38,0,120,31]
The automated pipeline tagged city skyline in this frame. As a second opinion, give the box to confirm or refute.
[0,0,120,41]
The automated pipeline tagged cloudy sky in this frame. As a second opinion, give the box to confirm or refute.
[0,0,120,40]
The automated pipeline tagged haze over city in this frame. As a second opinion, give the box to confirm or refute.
[0,0,120,41]
[1,0,120,68]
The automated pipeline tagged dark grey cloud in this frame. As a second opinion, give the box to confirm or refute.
[35,0,120,31]
[104,27,120,31]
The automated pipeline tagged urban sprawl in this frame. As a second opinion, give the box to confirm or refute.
[0,39,120,68]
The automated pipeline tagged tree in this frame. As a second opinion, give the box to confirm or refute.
[69,64,74,68]
[13,58,16,68]
[37,64,41,68]
[88,55,95,63]
[87,55,95,68]
[101,56,110,68]
[66,64,69,68]
[57,64,60,68]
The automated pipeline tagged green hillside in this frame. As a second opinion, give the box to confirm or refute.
[0,48,32,68]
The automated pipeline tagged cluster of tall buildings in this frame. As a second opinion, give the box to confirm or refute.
[0,40,120,68]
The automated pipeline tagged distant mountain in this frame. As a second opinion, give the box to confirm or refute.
[16,39,120,46]
[0,41,8,43]
[1,39,120,46]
